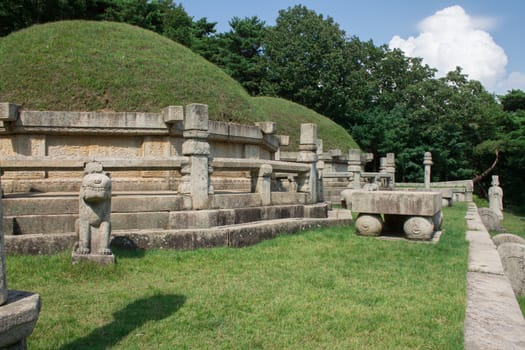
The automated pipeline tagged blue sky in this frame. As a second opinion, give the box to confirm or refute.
[182,1,525,94]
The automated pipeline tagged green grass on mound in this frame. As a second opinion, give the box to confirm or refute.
[0,20,358,151]
[252,97,359,151]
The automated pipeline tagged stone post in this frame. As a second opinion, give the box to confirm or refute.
[275,135,289,161]
[348,149,362,189]
[256,164,273,206]
[0,169,6,305]
[179,104,211,210]
[297,124,318,203]
[423,152,433,190]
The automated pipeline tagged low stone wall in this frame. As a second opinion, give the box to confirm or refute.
[397,180,474,203]
[5,214,351,255]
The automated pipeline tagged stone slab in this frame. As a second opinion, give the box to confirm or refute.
[327,209,353,220]
[467,240,505,275]
[71,253,115,265]
[465,271,525,350]
[5,233,76,255]
[351,190,441,216]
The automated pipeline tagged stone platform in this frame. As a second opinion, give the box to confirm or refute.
[5,213,352,254]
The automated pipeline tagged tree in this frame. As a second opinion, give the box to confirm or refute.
[261,5,349,117]
[196,16,266,95]
[501,89,525,112]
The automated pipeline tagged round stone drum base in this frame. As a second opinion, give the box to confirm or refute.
[403,216,434,240]
[355,214,384,236]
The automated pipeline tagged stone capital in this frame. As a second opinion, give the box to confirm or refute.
[183,130,209,139]
[184,104,209,131]
[162,105,184,124]
[182,139,210,156]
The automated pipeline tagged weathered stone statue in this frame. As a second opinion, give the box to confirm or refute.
[72,161,114,264]
[488,175,503,219]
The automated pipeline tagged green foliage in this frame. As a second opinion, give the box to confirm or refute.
[196,16,267,96]
[501,89,525,112]
[262,6,349,118]
[7,205,468,349]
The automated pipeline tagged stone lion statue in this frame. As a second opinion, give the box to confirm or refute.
[75,161,112,255]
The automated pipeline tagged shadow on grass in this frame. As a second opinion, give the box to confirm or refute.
[60,294,186,350]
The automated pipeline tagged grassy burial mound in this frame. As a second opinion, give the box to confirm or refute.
[0,20,357,151]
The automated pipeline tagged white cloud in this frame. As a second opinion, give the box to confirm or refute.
[495,72,525,94]
[389,5,510,92]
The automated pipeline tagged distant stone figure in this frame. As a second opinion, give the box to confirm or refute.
[488,175,503,219]
[75,161,112,256]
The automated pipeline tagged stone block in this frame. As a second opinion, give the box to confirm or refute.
[270,192,307,205]
[228,123,262,140]
[493,233,525,247]
[71,252,115,265]
[235,208,262,224]
[3,214,77,235]
[0,103,19,121]
[244,144,260,159]
[329,149,342,158]
[304,203,328,218]
[5,233,76,255]
[277,135,290,146]
[255,122,276,134]
[299,123,317,146]
[262,205,304,220]
[168,210,223,229]
[327,209,353,220]
[498,243,525,296]
[112,195,187,213]
[208,120,229,137]
[465,271,525,350]
[3,196,78,216]
[112,212,169,230]
[162,105,184,124]
[351,190,441,216]
[184,104,208,131]
[210,193,261,209]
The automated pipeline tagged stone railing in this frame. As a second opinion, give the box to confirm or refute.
[1,102,328,209]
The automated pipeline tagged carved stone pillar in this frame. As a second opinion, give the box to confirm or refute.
[423,152,433,190]
[296,124,318,204]
[256,164,273,206]
[180,104,211,210]
[348,149,361,189]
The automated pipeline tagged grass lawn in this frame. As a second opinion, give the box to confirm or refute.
[6,204,468,349]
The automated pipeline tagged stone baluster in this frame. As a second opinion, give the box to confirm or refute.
[423,152,433,190]
[180,104,211,210]
[256,164,273,206]
[348,149,362,189]
[296,124,318,204]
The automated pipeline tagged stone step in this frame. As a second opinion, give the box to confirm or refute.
[3,203,327,236]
